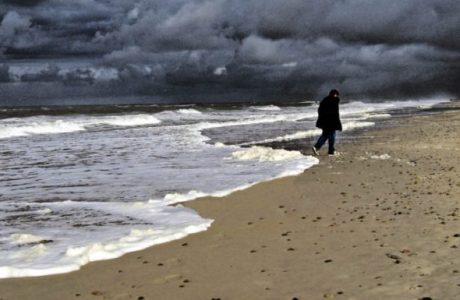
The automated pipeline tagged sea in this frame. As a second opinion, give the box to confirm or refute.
[0,98,449,278]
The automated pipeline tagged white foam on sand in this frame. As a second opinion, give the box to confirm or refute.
[342,121,375,130]
[370,154,392,160]
[231,146,304,162]
[163,190,209,204]
[0,201,212,278]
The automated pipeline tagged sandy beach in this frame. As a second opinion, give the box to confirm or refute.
[1,102,459,300]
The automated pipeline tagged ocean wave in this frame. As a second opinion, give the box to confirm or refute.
[0,120,86,139]
[249,105,282,111]
[238,120,375,146]
[0,114,161,139]
[340,99,449,116]
[98,115,161,127]
[239,129,321,145]
[231,146,304,162]
[154,108,205,122]
[0,149,319,278]
[177,108,202,115]
[5,233,48,245]
[163,190,208,204]
[0,200,212,278]
[195,115,288,131]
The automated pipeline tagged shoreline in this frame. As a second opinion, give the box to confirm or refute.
[1,101,459,299]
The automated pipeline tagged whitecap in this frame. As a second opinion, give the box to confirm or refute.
[249,105,282,111]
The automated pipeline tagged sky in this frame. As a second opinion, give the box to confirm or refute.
[0,0,459,106]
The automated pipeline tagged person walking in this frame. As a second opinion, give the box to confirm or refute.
[312,89,342,156]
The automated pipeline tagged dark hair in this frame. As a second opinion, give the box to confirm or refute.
[329,89,339,96]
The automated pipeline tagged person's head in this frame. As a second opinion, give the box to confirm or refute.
[329,89,339,98]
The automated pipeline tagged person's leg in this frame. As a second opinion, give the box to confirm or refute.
[327,130,336,154]
[314,130,328,150]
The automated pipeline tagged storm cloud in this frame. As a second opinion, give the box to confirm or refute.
[0,0,459,105]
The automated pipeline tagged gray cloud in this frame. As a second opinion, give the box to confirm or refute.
[0,64,9,82]
[3,0,48,7]
[0,0,459,105]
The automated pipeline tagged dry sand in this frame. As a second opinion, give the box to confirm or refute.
[1,102,459,300]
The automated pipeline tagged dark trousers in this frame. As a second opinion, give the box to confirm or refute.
[314,130,336,154]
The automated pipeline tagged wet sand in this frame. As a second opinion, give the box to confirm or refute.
[1,102,459,300]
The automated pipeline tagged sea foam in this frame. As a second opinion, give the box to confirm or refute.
[231,146,304,162]
[0,201,212,278]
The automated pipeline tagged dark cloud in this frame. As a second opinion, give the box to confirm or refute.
[3,0,48,7]
[0,64,9,82]
[1,0,459,106]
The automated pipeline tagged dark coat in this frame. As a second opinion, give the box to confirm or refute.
[316,95,342,131]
